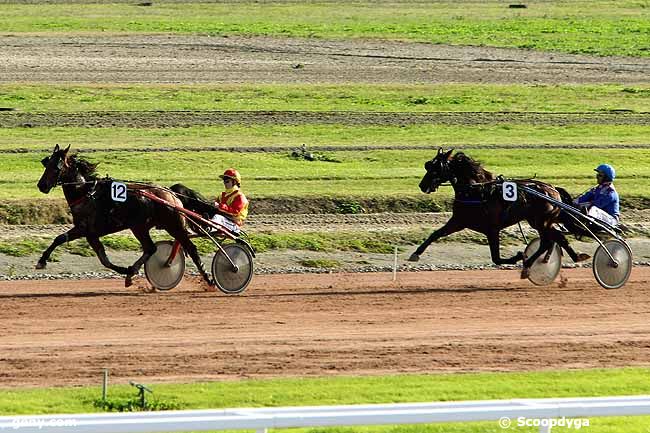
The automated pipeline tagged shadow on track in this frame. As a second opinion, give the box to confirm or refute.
[0,291,143,299]
[234,286,517,298]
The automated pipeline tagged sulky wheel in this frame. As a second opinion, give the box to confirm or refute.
[144,240,185,291]
[593,239,632,289]
[211,243,254,294]
[523,237,562,286]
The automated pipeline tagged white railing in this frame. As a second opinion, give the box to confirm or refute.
[2,395,650,433]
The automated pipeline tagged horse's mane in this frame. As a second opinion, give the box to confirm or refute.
[68,154,99,179]
[451,152,494,183]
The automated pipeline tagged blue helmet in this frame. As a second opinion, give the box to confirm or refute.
[595,164,615,181]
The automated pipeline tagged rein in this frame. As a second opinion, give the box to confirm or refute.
[55,173,226,227]
[57,177,199,203]
[62,179,99,208]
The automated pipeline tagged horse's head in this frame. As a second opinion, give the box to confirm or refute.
[37,144,71,194]
[419,148,454,193]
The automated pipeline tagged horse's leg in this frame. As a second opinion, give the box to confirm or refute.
[169,229,213,286]
[36,225,85,269]
[408,218,463,262]
[522,233,554,269]
[487,230,525,265]
[549,227,590,263]
[124,226,157,288]
[86,236,130,276]
[521,228,577,279]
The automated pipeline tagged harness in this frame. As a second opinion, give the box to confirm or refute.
[66,180,99,208]
[453,182,499,205]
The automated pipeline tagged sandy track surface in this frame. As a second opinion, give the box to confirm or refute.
[2,34,650,85]
[1,268,650,388]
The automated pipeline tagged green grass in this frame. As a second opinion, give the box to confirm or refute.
[0,239,92,259]
[5,223,617,257]
[299,258,342,268]
[2,83,650,112]
[2,368,650,432]
[102,231,410,256]
[0,230,431,257]
[0,237,136,258]
[249,231,429,254]
[12,148,650,201]
[2,124,650,152]
[0,239,49,257]
[0,1,649,57]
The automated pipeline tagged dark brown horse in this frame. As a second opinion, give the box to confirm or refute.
[408,149,589,274]
[36,144,213,287]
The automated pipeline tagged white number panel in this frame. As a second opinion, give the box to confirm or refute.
[502,181,517,202]
[111,182,128,202]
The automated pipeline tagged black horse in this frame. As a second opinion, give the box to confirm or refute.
[36,144,213,287]
[169,183,218,219]
[408,149,589,275]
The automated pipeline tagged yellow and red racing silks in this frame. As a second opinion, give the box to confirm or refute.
[217,187,249,225]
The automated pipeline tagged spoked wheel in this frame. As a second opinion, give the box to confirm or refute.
[523,237,562,286]
[144,240,185,291]
[211,243,254,294]
[593,239,632,289]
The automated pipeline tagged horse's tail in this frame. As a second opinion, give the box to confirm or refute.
[170,183,217,218]
[556,186,573,205]
[555,186,586,236]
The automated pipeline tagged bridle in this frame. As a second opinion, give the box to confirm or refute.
[425,156,456,190]
[41,155,69,188]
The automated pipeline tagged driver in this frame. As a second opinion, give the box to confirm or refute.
[574,163,619,227]
[210,168,249,232]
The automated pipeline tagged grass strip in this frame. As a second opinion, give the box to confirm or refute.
[2,368,650,432]
[0,1,649,57]
[6,148,650,200]
[1,83,649,113]
[10,220,650,258]
[1,124,650,152]
[0,229,460,257]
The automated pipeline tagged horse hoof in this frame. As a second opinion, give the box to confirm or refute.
[576,253,591,263]
[521,267,530,279]
[204,280,218,292]
[125,276,133,288]
[407,253,420,262]
[35,262,46,270]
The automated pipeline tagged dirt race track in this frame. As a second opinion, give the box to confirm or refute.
[2,268,650,388]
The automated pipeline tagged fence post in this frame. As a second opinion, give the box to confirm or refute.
[102,368,109,400]
[392,246,398,281]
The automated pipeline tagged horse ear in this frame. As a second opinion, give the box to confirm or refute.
[444,148,454,160]
[437,147,443,155]
[53,144,60,152]
[63,144,71,153]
